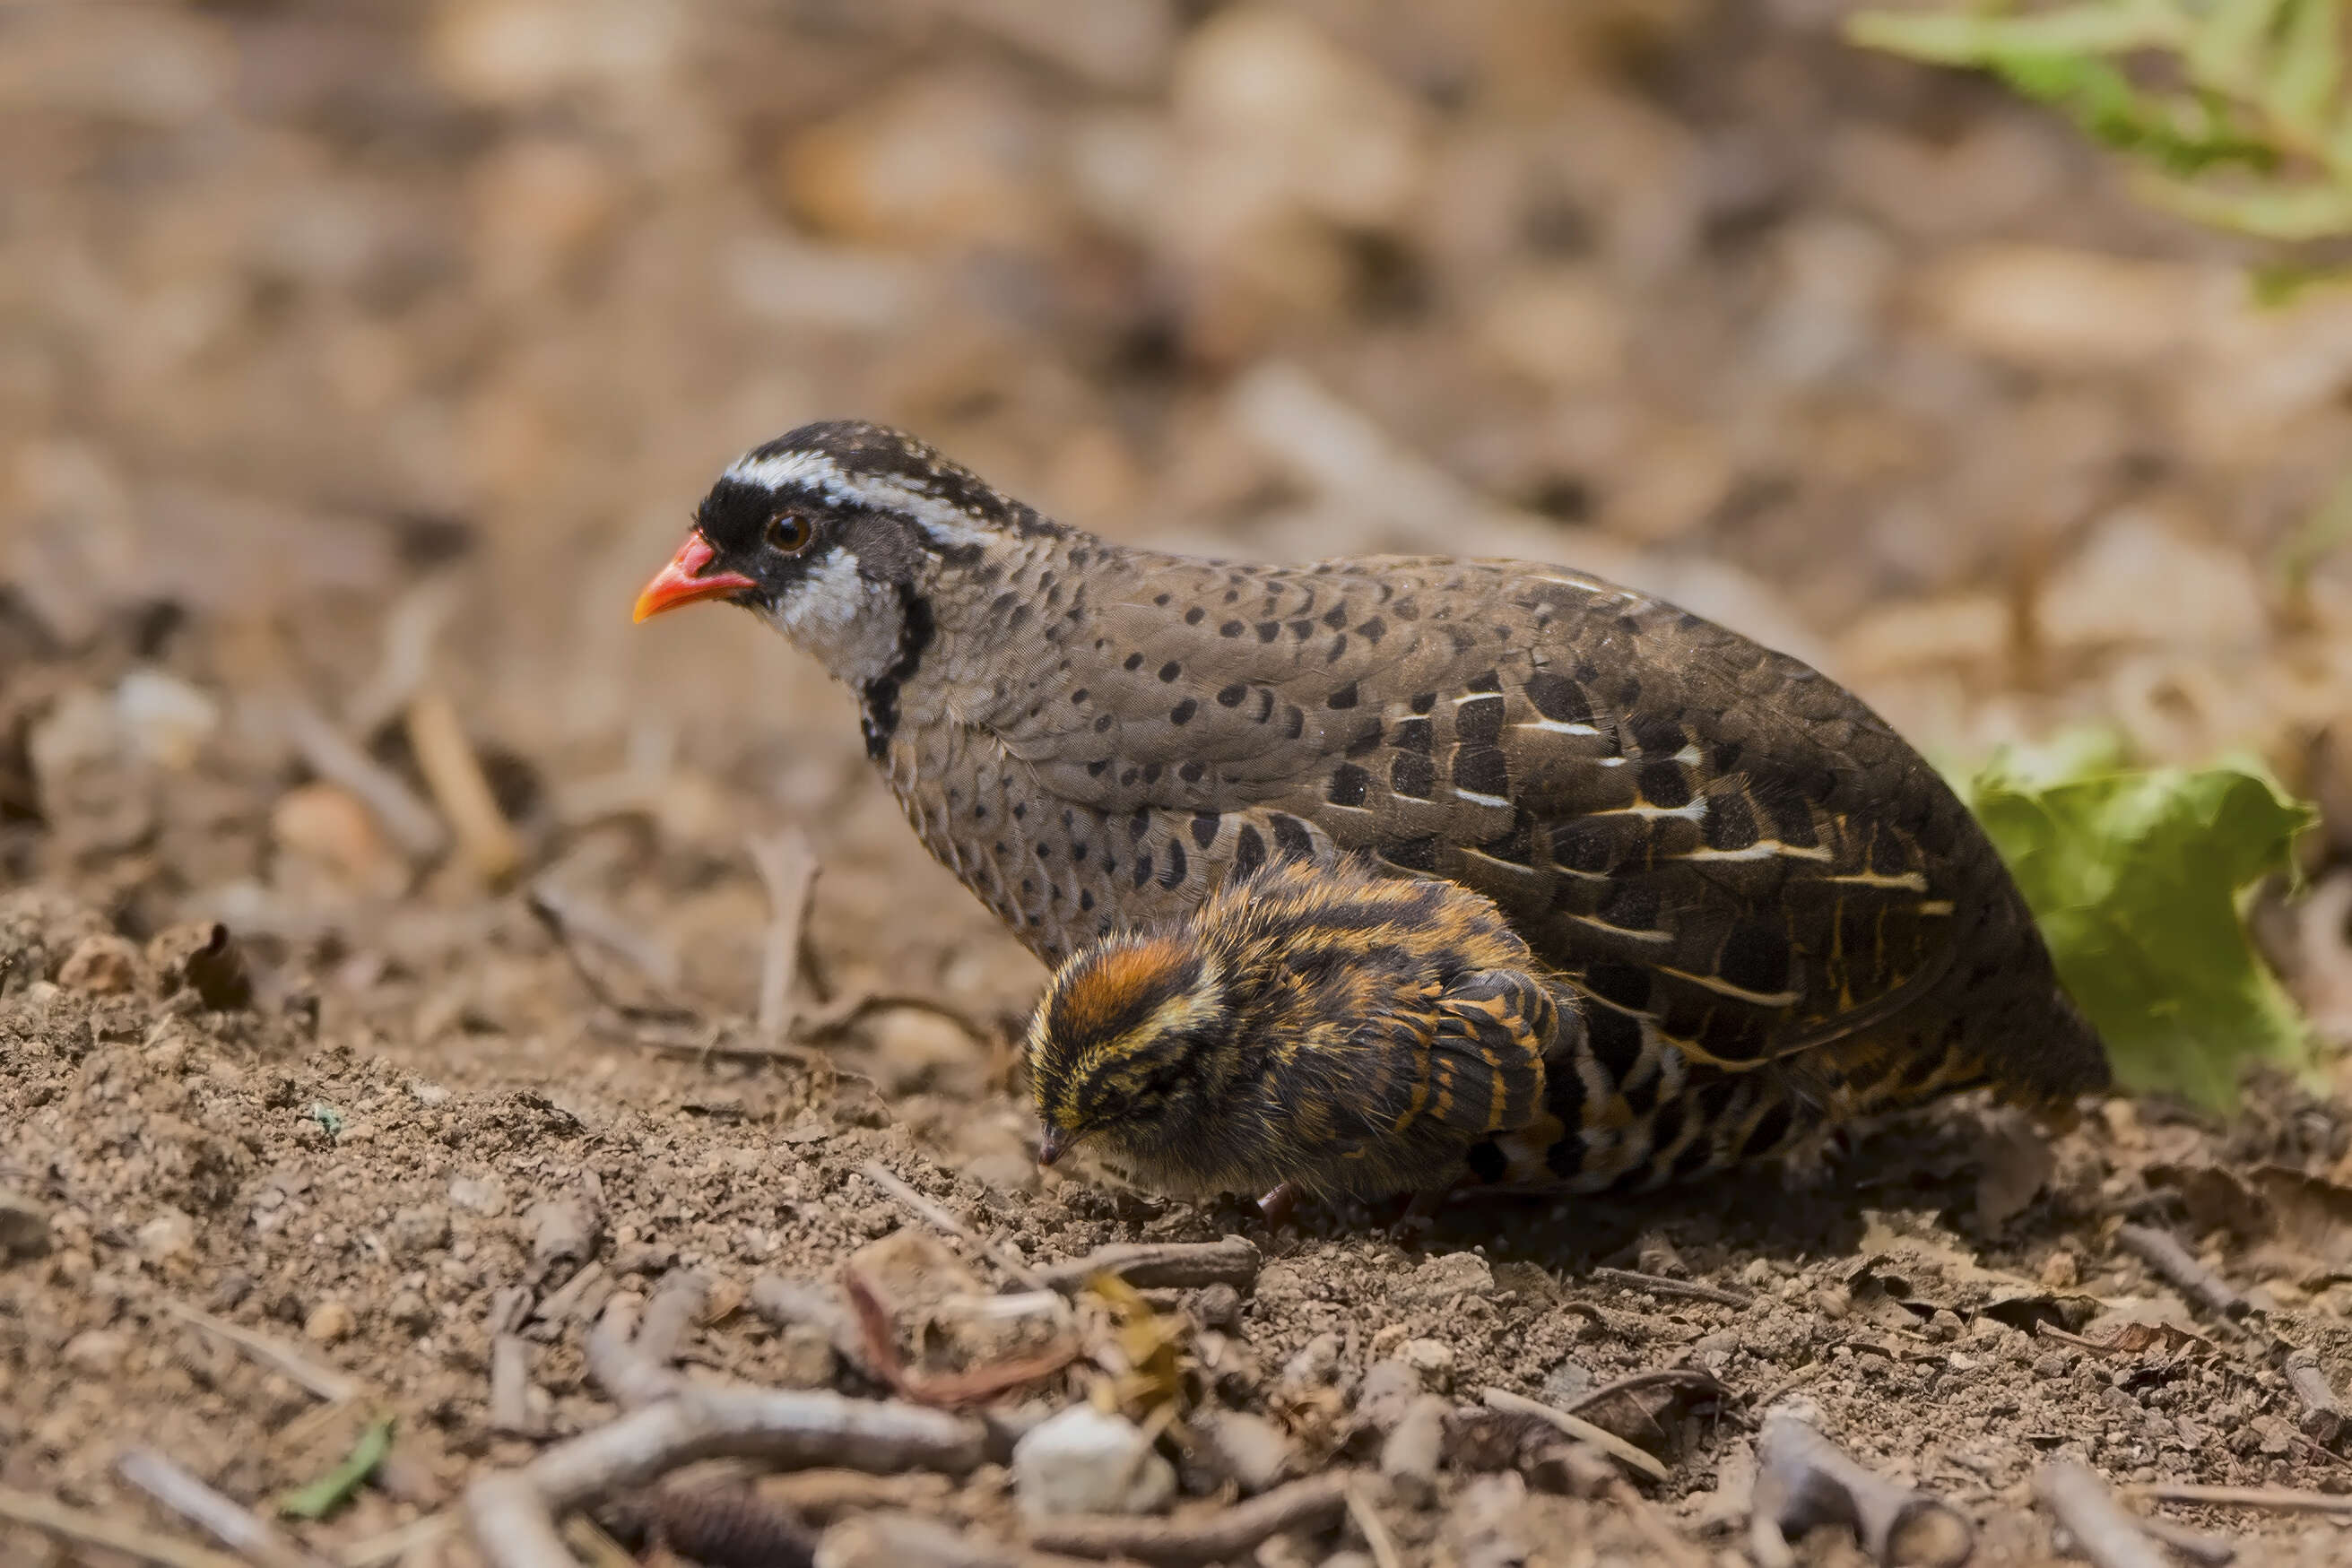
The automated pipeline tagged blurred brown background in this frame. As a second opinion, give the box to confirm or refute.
[9,7,2352,1556]
[10,0,2350,744]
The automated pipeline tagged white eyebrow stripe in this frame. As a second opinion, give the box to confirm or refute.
[725,449,995,550]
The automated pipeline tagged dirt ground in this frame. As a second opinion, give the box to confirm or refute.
[7,2,2352,1565]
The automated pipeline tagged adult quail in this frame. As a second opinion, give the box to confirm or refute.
[636,421,2108,1191]
[1026,854,1825,1202]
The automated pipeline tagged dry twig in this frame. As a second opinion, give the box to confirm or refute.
[336,1511,456,1568]
[274,698,447,862]
[1024,1472,1352,1564]
[1345,1480,1405,1568]
[1589,1266,1753,1308]
[2284,1347,2348,1445]
[116,1449,333,1568]
[1749,1411,1973,1568]
[1480,1387,1668,1484]
[525,883,692,1022]
[1035,1237,1262,1294]
[159,1297,363,1403]
[748,829,820,1044]
[859,1161,1046,1289]
[405,689,521,880]
[839,1265,1080,1408]
[344,575,464,738]
[2115,1224,2252,1322]
[586,1294,689,1410]
[490,1334,535,1436]
[466,1388,985,1568]
[2133,1515,2236,1567]
[0,1482,252,1568]
[2122,1482,2352,1516]
[2035,1461,2167,1568]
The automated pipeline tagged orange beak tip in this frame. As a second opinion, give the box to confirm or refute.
[633,531,759,623]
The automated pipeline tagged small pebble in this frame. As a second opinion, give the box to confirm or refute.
[1013,1405,1176,1518]
[389,1205,451,1258]
[0,1190,52,1261]
[1380,1394,1448,1508]
[1196,1407,1291,1494]
[64,1330,129,1373]
[136,1208,196,1263]
[58,933,140,994]
[1402,1252,1493,1303]
[1193,1281,1243,1329]
[306,1299,356,1343]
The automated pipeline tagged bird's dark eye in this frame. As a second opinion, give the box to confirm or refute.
[765,514,814,554]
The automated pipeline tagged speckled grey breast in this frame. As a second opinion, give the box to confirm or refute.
[878,540,2107,1121]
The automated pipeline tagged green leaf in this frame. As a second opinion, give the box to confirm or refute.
[1847,4,2185,62]
[278,1416,393,1520]
[1963,737,2319,1107]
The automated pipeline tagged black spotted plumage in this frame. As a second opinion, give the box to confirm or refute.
[641,421,2111,1198]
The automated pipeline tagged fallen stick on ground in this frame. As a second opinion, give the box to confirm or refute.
[116,1449,333,1568]
[2035,1460,2168,1568]
[1344,1479,1405,1568]
[158,1297,364,1403]
[1562,1367,1732,1420]
[2283,1347,2348,1446]
[336,1510,455,1568]
[634,1269,710,1366]
[1024,1472,1352,1564]
[840,1264,1080,1408]
[797,992,998,1045]
[1480,1387,1668,1484]
[2122,1482,2352,1516]
[1749,1411,1973,1568]
[490,1334,535,1436]
[586,1293,689,1410]
[859,1161,1046,1290]
[2132,1514,2236,1567]
[343,574,463,739]
[1034,1237,1263,1294]
[1588,1267,1753,1309]
[820,1511,1099,1568]
[405,689,521,880]
[2115,1225,2252,1322]
[465,1388,985,1568]
[0,1482,252,1568]
[525,883,693,1021]
[748,829,820,1045]
[274,697,447,862]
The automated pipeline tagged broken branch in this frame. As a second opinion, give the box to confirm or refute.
[1035,1237,1262,1294]
[748,829,820,1045]
[2114,1224,2251,1322]
[2035,1460,2168,1568]
[1480,1386,1668,1484]
[0,1483,251,1568]
[1749,1411,1973,1568]
[1024,1472,1351,1564]
[116,1449,332,1568]
[1589,1267,1753,1309]
[859,1160,1046,1290]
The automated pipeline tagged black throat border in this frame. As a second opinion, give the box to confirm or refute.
[859,583,935,761]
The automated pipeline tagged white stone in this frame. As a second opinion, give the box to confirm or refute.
[1012,1405,1176,1518]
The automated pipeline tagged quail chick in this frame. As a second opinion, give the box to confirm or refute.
[1027,855,1842,1205]
[636,421,2108,1131]
[1026,854,1558,1202]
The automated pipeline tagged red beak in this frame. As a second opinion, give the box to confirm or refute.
[633,532,759,623]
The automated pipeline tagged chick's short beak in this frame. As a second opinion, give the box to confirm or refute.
[633,531,759,622]
[1037,1124,1071,1167]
